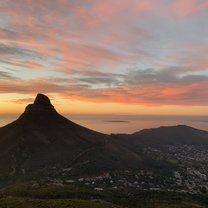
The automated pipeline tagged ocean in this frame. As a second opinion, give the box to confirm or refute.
[1,114,207,134]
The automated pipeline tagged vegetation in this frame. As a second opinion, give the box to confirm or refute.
[0,182,207,208]
[0,198,112,208]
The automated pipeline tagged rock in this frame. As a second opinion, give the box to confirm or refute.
[25,93,55,113]
[34,93,52,106]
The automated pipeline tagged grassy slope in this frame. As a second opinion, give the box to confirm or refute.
[0,198,112,208]
[0,196,206,208]
[0,183,207,208]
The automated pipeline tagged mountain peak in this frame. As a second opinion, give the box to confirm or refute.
[24,93,56,113]
[34,93,52,106]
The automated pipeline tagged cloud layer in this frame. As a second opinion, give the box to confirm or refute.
[0,0,207,106]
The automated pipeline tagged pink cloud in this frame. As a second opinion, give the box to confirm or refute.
[169,0,208,17]
[0,0,207,108]
[0,70,208,106]
[58,42,127,71]
[7,60,43,69]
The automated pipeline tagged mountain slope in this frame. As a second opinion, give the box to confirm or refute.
[0,94,141,180]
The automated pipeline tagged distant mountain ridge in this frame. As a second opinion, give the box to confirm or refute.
[114,125,208,147]
[134,125,208,144]
[0,94,208,183]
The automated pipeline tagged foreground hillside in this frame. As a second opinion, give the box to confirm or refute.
[0,198,112,208]
[0,182,207,208]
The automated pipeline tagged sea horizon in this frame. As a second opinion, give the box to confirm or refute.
[1,113,208,134]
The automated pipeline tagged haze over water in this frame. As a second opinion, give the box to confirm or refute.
[1,114,207,134]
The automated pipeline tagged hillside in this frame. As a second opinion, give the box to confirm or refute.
[0,94,141,182]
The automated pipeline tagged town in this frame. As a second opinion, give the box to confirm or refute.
[47,144,208,194]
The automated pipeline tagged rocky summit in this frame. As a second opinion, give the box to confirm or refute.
[25,93,56,113]
[34,93,52,106]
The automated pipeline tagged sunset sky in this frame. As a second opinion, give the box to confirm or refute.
[0,0,208,116]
